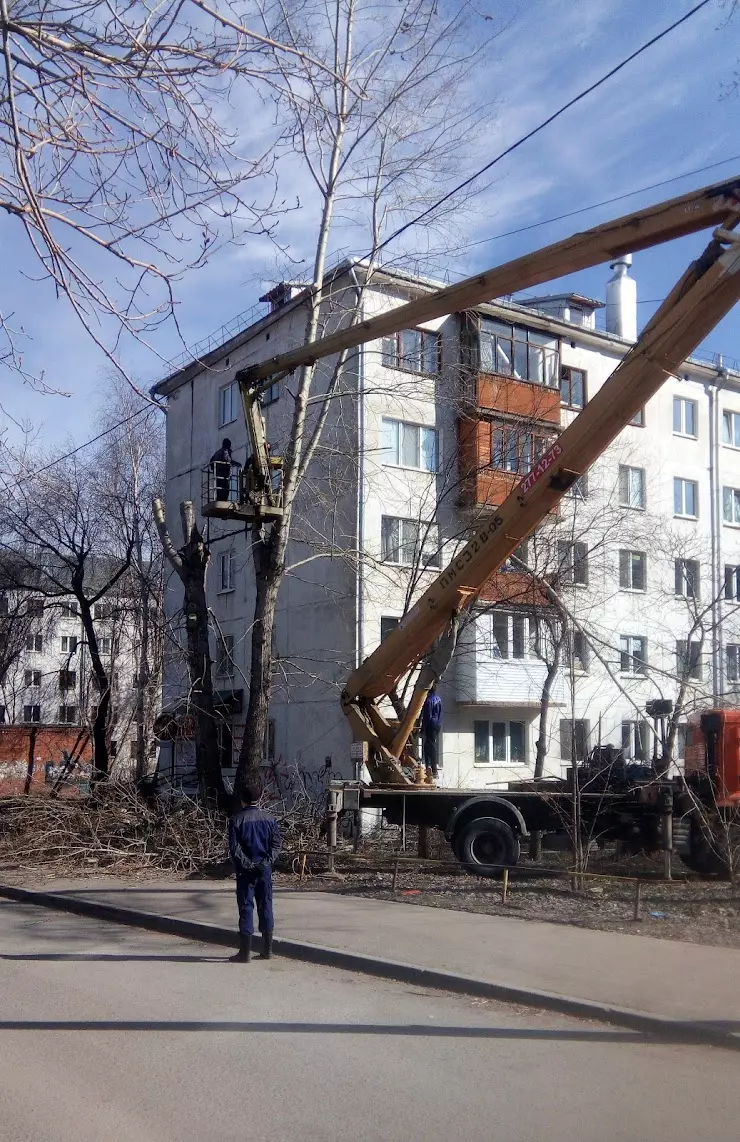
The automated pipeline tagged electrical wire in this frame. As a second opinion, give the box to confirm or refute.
[374,0,716,255]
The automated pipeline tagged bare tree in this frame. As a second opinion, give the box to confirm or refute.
[0,0,352,387]
[234,0,491,789]
[153,497,227,805]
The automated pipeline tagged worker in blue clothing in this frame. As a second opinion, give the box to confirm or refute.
[421,684,443,780]
[228,785,281,963]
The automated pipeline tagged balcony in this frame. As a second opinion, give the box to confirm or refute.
[456,655,567,708]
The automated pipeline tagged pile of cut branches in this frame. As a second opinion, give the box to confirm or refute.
[0,784,326,875]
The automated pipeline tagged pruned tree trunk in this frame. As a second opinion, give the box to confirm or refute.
[153,498,226,806]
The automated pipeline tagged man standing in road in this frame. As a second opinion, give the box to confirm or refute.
[228,786,281,963]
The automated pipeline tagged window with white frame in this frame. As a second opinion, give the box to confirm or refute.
[673,397,697,438]
[26,633,42,652]
[381,419,439,472]
[380,616,400,642]
[556,541,588,586]
[217,633,235,678]
[566,474,589,500]
[567,630,589,673]
[725,564,740,601]
[380,517,440,569]
[381,328,439,375]
[726,644,740,683]
[60,635,78,653]
[630,408,645,427]
[24,670,41,688]
[59,602,78,617]
[478,317,559,387]
[722,410,740,448]
[23,705,41,723]
[674,558,700,598]
[621,720,651,760]
[482,611,539,661]
[618,465,645,509]
[559,718,590,761]
[218,381,238,427]
[619,550,646,591]
[219,550,235,592]
[674,477,698,518]
[502,542,528,572]
[491,424,555,473]
[100,637,112,655]
[474,719,525,765]
[676,639,702,680]
[723,486,740,525]
[262,380,279,405]
[619,635,647,675]
[58,705,78,724]
[560,366,586,408]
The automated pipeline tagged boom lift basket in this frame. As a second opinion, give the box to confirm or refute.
[201,462,284,524]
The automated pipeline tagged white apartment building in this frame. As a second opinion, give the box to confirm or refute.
[153,257,740,789]
[0,580,152,776]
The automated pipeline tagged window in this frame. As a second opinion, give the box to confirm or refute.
[673,397,697,438]
[380,616,400,642]
[0,595,7,615]
[726,645,740,683]
[23,705,41,723]
[58,705,77,724]
[675,559,700,599]
[217,634,235,678]
[262,380,280,405]
[0,705,5,724]
[502,542,528,572]
[218,381,238,427]
[24,670,41,688]
[491,424,555,473]
[676,724,687,760]
[478,317,559,386]
[618,465,645,509]
[485,612,535,660]
[474,720,525,765]
[568,630,589,673]
[381,328,439,375]
[219,550,235,592]
[674,477,698,518]
[557,541,588,586]
[619,635,647,675]
[560,366,586,408]
[559,719,590,761]
[217,722,234,768]
[619,550,646,591]
[381,419,439,472]
[61,636,78,654]
[99,637,112,655]
[59,670,76,690]
[265,719,276,765]
[25,634,42,652]
[722,410,740,448]
[94,603,112,620]
[723,486,740,525]
[59,601,78,617]
[630,408,645,427]
[26,598,43,617]
[566,474,588,500]
[676,639,702,680]
[381,516,440,569]
[725,564,740,601]
[621,720,651,761]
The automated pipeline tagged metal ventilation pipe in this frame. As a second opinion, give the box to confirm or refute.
[606,253,637,341]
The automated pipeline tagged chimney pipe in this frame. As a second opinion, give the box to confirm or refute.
[606,254,637,341]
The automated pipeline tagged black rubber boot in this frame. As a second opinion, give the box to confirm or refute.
[229,935,252,963]
[259,931,273,960]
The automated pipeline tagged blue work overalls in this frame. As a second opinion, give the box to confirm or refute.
[228,806,282,936]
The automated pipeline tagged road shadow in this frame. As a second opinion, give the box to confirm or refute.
[0,952,225,962]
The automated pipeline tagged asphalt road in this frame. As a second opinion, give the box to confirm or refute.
[0,900,738,1142]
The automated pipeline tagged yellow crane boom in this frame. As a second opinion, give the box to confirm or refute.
[234,174,740,785]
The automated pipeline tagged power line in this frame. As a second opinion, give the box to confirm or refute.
[1,405,154,491]
[459,155,740,255]
[376,0,715,255]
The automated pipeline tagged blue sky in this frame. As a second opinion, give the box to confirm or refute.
[2,0,739,447]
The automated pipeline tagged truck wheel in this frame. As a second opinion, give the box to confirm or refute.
[456,817,520,878]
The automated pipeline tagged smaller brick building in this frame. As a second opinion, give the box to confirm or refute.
[0,725,92,796]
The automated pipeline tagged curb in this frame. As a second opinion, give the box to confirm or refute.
[1,882,737,1051]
